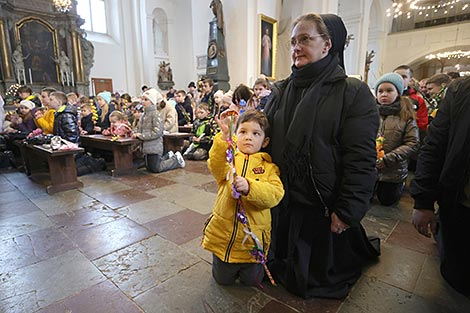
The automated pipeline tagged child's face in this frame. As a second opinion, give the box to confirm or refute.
[174,93,184,103]
[18,91,29,100]
[376,82,398,105]
[133,110,142,118]
[196,108,209,120]
[253,84,267,97]
[236,121,269,155]
[81,107,91,117]
[109,116,119,124]
[97,96,106,107]
[19,105,31,115]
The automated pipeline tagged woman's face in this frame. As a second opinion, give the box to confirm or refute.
[377,82,399,105]
[290,20,331,68]
[97,96,106,108]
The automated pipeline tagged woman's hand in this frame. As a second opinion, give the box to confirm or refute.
[93,126,101,132]
[330,212,349,234]
[233,176,249,195]
[132,132,141,139]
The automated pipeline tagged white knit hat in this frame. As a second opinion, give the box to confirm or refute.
[142,88,164,106]
[19,100,35,110]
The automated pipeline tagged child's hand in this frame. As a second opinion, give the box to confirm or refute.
[132,132,141,138]
[34,110,44,119]
[234,176,249,196]
[215,109,238,140]
[93,126,102,132]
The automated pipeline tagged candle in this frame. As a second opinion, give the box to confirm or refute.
[29,68,33,84]
[71,71,74,86]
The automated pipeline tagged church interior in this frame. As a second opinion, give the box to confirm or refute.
[1,0,470,312]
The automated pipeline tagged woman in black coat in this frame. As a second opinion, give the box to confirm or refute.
[265,13,379,299]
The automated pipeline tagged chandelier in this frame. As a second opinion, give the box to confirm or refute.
[425,50,470,60]
[385,0,469,19]
[53,0,73,13]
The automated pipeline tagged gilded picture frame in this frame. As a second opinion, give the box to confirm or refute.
[259,14,277,80]
[15,17,60,84]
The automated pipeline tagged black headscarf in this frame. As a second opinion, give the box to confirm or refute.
[320,14,347,71]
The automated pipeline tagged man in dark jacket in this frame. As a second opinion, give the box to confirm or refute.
[49,91,79,143]
[410,77,470,296]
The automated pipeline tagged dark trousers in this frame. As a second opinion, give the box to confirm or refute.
[212,255,264,286]
[376,181,404,206]
[438,202,470,295]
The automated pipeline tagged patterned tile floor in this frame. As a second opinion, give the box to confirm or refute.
[1,161,469,313]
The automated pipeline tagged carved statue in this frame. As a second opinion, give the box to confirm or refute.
[210,0,224,33]
[157,61,174,90]
[12,45,29,82]
[52,50,71,80]
[345,34,354,49]
[79,30,95,83]
[364,50,376,84]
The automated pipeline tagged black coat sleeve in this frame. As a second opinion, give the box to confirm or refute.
[334,80,380,226]
[410,88,452,210]
[59,112,80,143]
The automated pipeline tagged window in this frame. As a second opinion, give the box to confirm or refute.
[77,0,107,34]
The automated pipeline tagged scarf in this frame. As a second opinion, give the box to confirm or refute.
[277,54,341,180]
[377,99,400,117]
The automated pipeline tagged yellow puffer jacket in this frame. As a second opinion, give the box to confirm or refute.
[35,109,56,134]
[202,133,284,263]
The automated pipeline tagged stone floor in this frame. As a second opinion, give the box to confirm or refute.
[1,161,470,313]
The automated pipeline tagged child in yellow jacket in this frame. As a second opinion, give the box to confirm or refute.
[202,110,284,286]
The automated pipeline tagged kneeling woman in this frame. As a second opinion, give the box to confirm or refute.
[133,88,185,172]
[375,73,419,205]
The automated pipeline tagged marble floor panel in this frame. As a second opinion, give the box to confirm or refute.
[1,160,470,313]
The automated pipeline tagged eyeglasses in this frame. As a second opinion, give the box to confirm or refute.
[290,34,325,48]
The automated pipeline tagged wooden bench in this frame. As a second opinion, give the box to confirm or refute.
[21,143,84,194]
[178,125,193,133]
[80,134,140,176]
[163,132,192,154]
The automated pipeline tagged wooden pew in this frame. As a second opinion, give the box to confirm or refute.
[80,134,140,176]
[163,132,192,154]
[178,125,193,133]
[21,143,84,194]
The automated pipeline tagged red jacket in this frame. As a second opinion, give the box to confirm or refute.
[405,88,428,131]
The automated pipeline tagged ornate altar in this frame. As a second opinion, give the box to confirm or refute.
[0,0,94,96]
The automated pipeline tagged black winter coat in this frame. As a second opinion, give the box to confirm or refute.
[265,63,380,299]
[53,104,79,143]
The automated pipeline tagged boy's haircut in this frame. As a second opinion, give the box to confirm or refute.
[41,87,56,95]
[197,102,210,112]
[121,93,132,102]
[176,90,186,96]
[427,73,451,86]
[109,110,125,121]
[394,65,413,76]
[18,85,32,94]
[203,78,214,87]
[80,103,92,111]
[253,78,270,89]
[50,91,67,105]
[141,85,148,92]
[232,84,253,104]
[236,110,270,135]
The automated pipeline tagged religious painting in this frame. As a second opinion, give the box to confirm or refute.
[259,14,277,80]
[16,17,59,84]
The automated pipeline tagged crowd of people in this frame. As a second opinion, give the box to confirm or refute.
[0,12,468,300]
